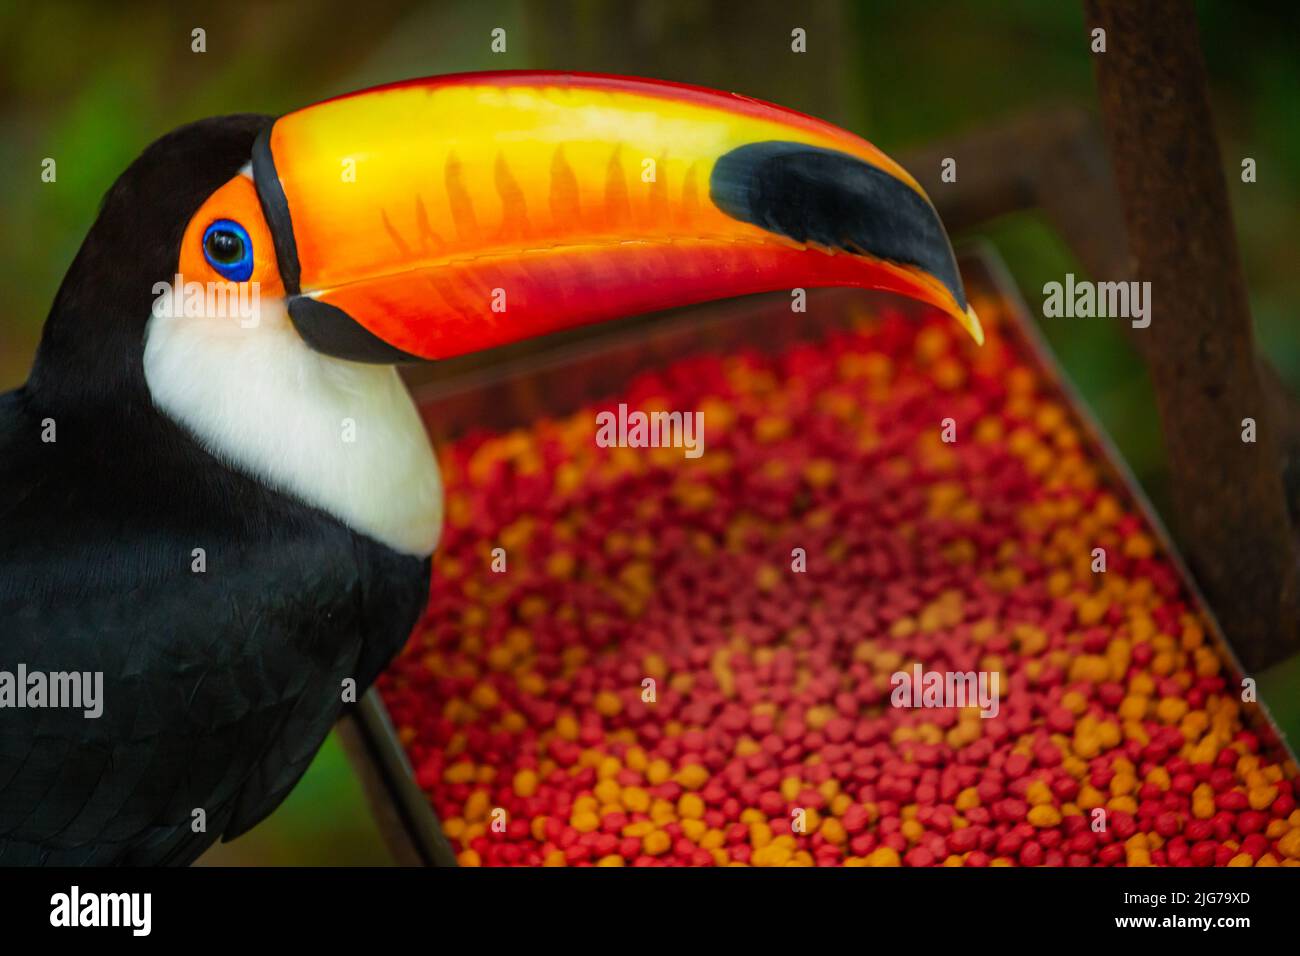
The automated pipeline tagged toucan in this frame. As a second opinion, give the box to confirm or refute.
[0,71,981,865]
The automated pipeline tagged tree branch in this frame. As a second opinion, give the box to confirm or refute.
[1082,0,1299,669]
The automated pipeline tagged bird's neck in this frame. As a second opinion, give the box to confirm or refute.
[142,301,442,557]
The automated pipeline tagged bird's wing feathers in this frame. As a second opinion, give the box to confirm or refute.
[0,389,428,865]
[1,537,362,864]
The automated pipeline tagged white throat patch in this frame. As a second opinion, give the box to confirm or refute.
[143,300,442,557]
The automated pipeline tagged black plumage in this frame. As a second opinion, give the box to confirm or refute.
[0,116,430,865]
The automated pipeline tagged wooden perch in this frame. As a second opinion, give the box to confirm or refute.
[1082,0,1299,670]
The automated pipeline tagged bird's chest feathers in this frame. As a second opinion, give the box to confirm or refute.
[142,302,442,557]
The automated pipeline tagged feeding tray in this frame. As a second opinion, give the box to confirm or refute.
[339,246,1299,868]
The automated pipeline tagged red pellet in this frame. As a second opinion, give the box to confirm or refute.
[377,297,1300,867]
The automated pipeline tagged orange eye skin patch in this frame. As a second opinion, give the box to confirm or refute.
[177,174,285,299]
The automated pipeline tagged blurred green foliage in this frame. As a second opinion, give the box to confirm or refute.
[1,0,1295,864]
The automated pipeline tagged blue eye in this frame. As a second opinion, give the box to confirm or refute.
[201,219,253,282]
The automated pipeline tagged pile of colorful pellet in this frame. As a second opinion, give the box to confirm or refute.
[377,294,1300,866]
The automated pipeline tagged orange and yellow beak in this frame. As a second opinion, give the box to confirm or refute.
[198,71,982,362]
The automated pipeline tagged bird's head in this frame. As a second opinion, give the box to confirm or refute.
[31,71,981,557]
[172,72,982,362]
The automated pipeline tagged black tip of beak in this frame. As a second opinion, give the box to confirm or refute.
[709,141,967,310]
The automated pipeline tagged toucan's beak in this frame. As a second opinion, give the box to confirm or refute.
[252,71,982,363]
